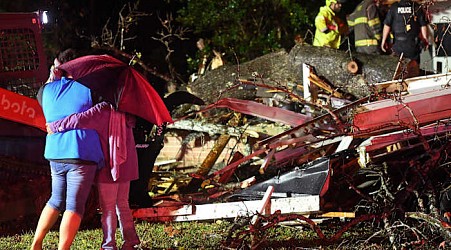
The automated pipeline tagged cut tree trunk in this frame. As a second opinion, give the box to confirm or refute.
[188,49,296,104]
[287,44,402,99]
[188,44,407,104]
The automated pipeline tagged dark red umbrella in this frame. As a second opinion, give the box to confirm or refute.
[58,54,172,126]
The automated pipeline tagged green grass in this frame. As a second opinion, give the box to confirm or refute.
[0,218,401,249]
[0,220,233,250]
[0,219,337,249]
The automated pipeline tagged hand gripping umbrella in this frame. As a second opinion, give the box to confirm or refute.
[58,54,173,126]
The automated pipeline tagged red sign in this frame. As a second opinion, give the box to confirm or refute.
[0,87,46,131]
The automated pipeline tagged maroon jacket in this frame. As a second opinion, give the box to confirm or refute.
[48,102,139,183]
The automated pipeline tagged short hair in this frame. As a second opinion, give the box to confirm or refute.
[57,49,77,64]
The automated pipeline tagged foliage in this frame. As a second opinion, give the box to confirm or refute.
[0,0,323,83]
[177,0,317,64]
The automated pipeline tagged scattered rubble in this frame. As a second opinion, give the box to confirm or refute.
[136,43,451,247]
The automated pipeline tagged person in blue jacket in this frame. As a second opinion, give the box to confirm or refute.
[31,49,104,250]
[48,102,142,250]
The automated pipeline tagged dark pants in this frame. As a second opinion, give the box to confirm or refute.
[393,36,421,63]
[129,137,164,208]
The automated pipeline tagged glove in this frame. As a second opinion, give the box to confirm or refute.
[327,24,337,31]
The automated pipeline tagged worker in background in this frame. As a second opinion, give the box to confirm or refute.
[189,38,224,82]
[381,0,429,63]
[347,0,384,54]
[313,0,348,49]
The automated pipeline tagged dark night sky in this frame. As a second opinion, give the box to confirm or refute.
[0,0,362,81]
[1,0,186,72]
[0,0,361,43]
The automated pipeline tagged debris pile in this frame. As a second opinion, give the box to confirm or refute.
[133,46,451,247]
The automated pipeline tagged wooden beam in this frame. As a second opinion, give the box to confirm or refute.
[132,195,320,222]
[318,212,355,218]
[309,72,343,98]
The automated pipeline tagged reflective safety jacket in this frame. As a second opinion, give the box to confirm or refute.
[347,0,382,54]
[313,5,347,49]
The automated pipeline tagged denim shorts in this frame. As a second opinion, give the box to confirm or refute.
[47,161,97,216]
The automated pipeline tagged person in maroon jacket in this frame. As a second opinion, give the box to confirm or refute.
[47,101,142,250]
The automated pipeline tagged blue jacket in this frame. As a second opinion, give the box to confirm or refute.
[41,77,104,167]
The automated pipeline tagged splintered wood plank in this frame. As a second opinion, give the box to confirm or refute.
[319,212,355,218]
[251,186,275,224]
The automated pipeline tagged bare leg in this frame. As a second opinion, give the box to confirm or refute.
[58,211,82,250]
[30,205,60,250]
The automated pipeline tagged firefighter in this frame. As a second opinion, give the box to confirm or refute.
[381,0,429,63]
[313,0,348,49]
[347,0,383,54]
